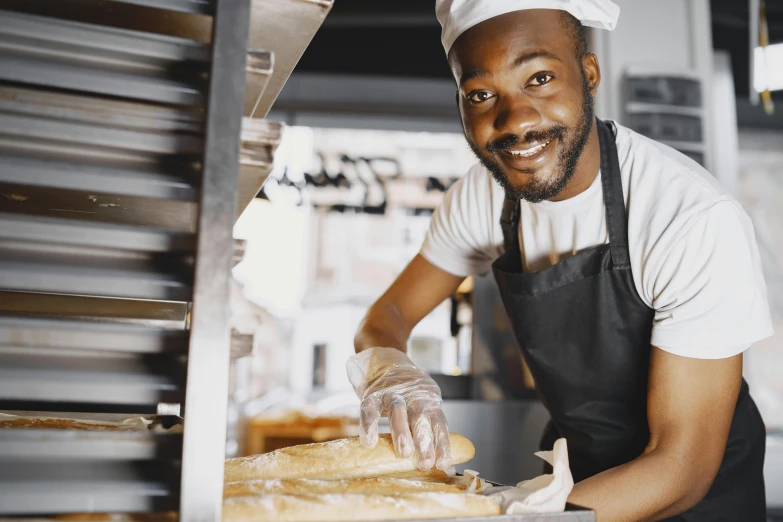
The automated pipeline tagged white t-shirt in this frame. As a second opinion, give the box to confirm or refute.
[421,123,773,360]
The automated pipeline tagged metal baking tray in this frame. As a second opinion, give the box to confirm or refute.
[0,9,208,106]
[413,509,595,522]
[108,0,215,15]
[0,428,182,461]
[0,461,179,514]
[0,353,184,406]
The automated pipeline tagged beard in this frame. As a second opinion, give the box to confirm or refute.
[465,69,595,203]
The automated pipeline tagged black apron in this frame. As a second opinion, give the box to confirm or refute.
[491,119,767,521]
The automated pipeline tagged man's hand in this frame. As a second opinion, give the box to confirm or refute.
[347,347,452,471]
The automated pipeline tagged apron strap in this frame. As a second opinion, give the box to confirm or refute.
[597,119,631,268]
[500,196,522,266]
[499,120,630,269]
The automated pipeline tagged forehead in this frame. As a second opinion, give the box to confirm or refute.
[449,9,573,77]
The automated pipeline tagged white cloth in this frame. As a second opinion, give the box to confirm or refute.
[421,123,774,359]
[486,438,573,514]
[436,0,620,54]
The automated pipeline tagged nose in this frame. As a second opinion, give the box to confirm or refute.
[493,95,542,137]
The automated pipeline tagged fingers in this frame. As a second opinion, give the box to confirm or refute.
[359,395,381,448]
[387,395,414,458]
[431,409,452,471]
[410,411,436,471]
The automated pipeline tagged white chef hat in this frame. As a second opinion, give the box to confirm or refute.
[436,0,620,55]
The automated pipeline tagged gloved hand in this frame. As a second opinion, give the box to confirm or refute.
[346,347,452,471]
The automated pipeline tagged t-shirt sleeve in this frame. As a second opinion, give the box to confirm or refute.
[420,166,502,277]
[650,201,774,359]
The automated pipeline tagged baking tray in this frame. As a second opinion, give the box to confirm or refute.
[413,510,595,522]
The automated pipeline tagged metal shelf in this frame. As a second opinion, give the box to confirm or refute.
[0,10,209,105]
[0,316,187,354]
[0,212,195,253]
[0,353,184,406]
[0,257,191,302]
[0,292,188,329]
[245,0,334,117]
[0,182,198,233]
[0,54,203,106]
[0,461,178,514]
[244,50,274,116]
[625,101,704,117]
[0,429,182,461]
[237,118,283,216]
[0,153,198,202]
[0,102,203,158]
[107,0,215,15]
[0,0,315,518]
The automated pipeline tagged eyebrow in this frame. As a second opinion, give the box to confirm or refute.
[459,49,563,87]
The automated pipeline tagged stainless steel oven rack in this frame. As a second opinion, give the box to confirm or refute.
[0,0,327,519]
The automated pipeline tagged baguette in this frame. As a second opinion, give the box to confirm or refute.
[224,433,474,482]
[222,493,501,522]
[223,477,463,497]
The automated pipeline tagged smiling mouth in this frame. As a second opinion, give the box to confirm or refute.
[503,139,554,159]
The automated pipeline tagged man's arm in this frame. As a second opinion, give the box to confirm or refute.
[349,254,465,469]
[568,347,742,522]
[355,253,465,353]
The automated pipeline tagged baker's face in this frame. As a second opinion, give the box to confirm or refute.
[450,10,600,202]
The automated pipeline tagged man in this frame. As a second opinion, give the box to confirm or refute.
[346,1,773,520]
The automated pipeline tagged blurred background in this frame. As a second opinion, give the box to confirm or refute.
[227,0,783,512]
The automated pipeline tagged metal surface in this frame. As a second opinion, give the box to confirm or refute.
[413,511,595,522]
[0,86,204,133]
[0,87,204,158]
[0,461,178,514]
[0,255,191,302]
[0,0,321,515]
[0,153,197,203]
[230,332,253,359]
[0,182,198,233]
[0,429,182,461]
[0,9,208,106]
[237,118,283,215]
[245,49,275,116]
[0,353,184,406]
[178,0,250,519]
[0,213,195,254]
[0,292,188,328]
[246,0,334,117]
[0,316,186,354]
[109,0,215,15]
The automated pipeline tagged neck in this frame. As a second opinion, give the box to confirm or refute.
[547,120,601,202]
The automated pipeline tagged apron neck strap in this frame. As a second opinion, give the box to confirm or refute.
[498,119,629,268]
[500,196,522,266]
[597,119,630,268]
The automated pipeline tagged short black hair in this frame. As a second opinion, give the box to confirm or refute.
[559,11,589,60]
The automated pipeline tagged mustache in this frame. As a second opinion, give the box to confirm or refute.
[486,125,567,153]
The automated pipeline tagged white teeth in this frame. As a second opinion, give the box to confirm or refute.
[508,140,551,157]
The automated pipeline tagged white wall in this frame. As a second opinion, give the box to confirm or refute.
[738,129,783,429]
[591,0,715,171]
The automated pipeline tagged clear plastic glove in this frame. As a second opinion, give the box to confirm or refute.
[346,347,452,471]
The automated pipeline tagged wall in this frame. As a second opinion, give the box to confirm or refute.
[739,129,783,429]
[591,0,715,171]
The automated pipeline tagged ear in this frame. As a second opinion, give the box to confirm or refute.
[582,53,601,96]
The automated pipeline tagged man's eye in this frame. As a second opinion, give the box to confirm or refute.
[468,91,494,104]
[531,74,554,86]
